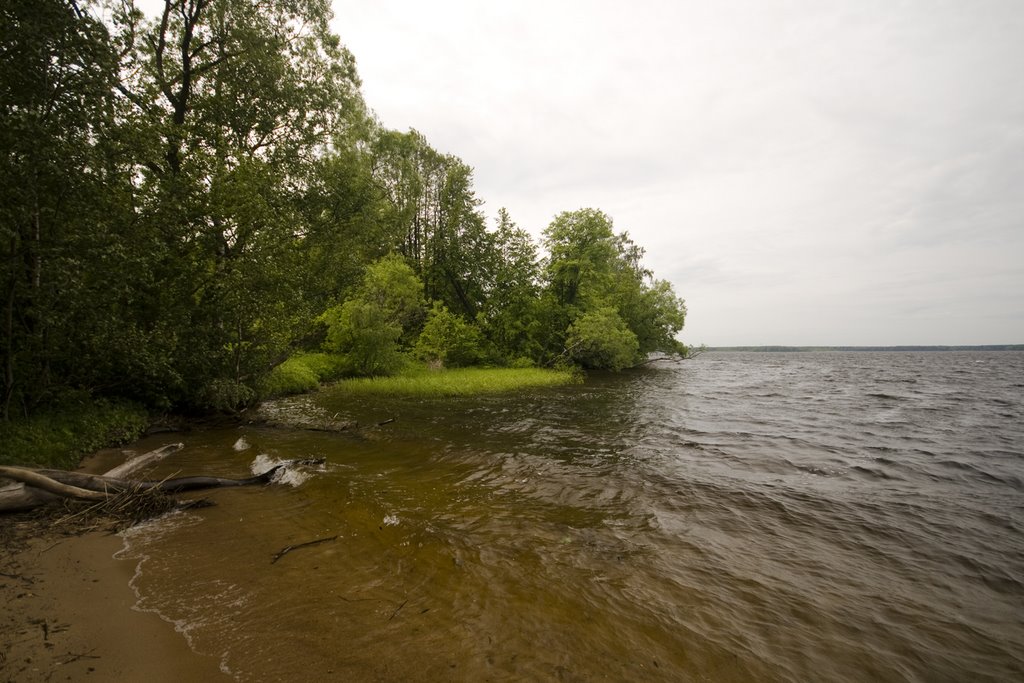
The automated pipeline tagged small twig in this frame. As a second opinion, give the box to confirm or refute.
[58,649,100,665]
[337,595,379,604]
[270,535,339,564]
[376,418,396,426]
[38,541,63,554]
[388,598,409,622]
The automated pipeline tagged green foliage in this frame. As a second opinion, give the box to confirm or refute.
[329,367,580,398]
[539,209,688,367]
[196,379,257,413]
[290,353,349,383]
[259,352,347,397]
[478,209,543,361]
[415,302,485,368]
[0,398,148,469]
[371,130,494,319]
[321,299,404,377]
[543,209,621,312]
[319,254,425,376]
[0,0,692,425]
[566,308,640,371]
[260,359,319,397]
[357,253,426,337]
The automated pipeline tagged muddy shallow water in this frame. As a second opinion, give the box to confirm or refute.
[115,353,1024,681]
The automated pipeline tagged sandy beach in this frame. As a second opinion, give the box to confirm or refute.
[1,522,229,683]
[1,445,231,683]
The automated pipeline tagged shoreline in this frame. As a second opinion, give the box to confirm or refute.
[1,525,229,682]
[1,446,231,683]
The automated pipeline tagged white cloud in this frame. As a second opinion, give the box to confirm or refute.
[331,0,1024,345]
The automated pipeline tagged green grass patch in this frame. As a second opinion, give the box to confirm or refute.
[260,352,348,398]
[0,398,149,469]
[329,366,580,397]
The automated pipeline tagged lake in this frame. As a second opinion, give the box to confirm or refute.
[115,351,1024,681]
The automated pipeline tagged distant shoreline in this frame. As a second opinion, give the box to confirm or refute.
[706,345,1024,352]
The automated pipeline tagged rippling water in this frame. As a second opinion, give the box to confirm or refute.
[117,352,1024,681]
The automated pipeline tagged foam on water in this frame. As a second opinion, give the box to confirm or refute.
[116,512,242,676]
[248,453,312,487]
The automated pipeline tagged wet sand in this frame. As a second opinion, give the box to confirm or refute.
[1,526,229,682]
[1,443,231,682]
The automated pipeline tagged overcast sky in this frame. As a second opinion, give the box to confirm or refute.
[329,0,1024,346]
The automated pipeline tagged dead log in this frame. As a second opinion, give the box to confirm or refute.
[0,482,59,512]
[0,467,109,501]
[0,443,186,513]
[23,465,285,494]
[0,443,288,514]
[103,442,184,479]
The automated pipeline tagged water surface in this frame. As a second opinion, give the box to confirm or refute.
[118,352,1024,681]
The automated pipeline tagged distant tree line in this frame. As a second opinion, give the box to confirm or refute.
[0,0,688,419]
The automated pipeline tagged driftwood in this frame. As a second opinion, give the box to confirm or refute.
[4,465,285,495]
[0,443,286,514]
[0,443,184,513]
[0,467,108,502]
[103,442,184,478]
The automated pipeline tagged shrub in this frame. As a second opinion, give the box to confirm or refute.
[197,379,257,412]
[321,299,404,376]
[259,352,349,398]
[0,398,149,469]
[565,307,640,371]
[415,302,485,368]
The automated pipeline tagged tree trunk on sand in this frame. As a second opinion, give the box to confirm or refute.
[1,443,181,512]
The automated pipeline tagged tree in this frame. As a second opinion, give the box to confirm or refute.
[370,130,496,319]
[540,209,688,368]
[415,302,484,368]
[298,124,390,314]
[0,0,135,417]
[478,208,543,361]
[565,308,639,371]
[106,0,367,407]
[319,254,424,375]
[543,209,621,312]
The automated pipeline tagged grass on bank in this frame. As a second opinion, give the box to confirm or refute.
[329,366,580,397]
[261,352,580,399]
[0,398,149,470]
[0,361,575,469]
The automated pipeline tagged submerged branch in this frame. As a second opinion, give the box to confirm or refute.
[271,534,339,564]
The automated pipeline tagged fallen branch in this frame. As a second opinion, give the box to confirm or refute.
[104,442,184,479]
[0,444,293,514]
[0,467,108,502]
[271,534,339,564]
